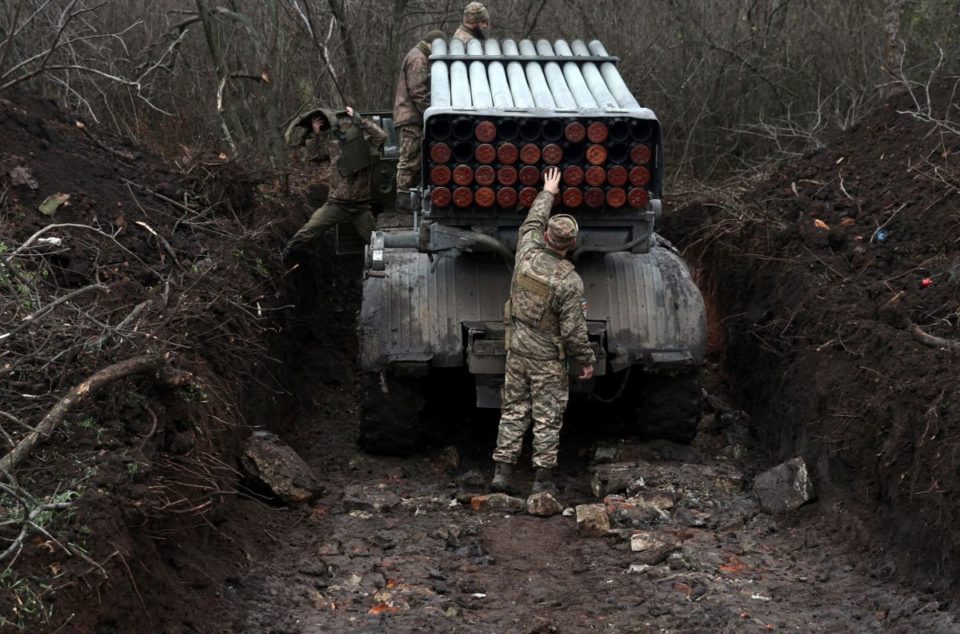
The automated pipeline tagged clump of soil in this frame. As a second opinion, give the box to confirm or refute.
[672,80,960,596]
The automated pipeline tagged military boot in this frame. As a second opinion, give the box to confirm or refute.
[532,467,557,494]
[489,462,514,494]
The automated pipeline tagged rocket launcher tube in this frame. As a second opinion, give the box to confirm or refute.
[483,40,514,108]
[430,38,451,108]
[527,39,577,110]
[552,39,599,109]
[587,39,643,112]
[517,39,556,109]
[431,62,451,108]
[570,39,620,111]
[502,39,536,108]
[449,38,471,108]
[450,60,471,108]
[488,61,514,108]
[467,39,493,108]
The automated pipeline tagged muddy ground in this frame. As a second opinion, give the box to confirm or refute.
[2,81,960,632]
[185,263,960,633]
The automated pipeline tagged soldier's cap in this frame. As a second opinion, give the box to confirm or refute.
[422,29,446,47]
[463,2,489,24]
[546,214,579,249]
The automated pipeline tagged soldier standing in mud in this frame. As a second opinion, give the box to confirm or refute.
[453,2,490,43]
[282,106,387,260]
[490,167,595,495]
[393,29,447,211]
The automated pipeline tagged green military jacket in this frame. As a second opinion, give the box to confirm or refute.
[284,105,387,203]
[507,192,596,366]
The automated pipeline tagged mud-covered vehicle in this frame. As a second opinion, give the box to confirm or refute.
[358,38,707,455]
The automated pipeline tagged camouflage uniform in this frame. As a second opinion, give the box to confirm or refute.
[453,2,489,44]
[453,25,478,44]
[287,111,387,249]
[394,33,442,196]
[492,192,596,469]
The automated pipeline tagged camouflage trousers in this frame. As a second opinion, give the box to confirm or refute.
[287,200,376,249]
[395,125,422,194]
[492,352,569,469]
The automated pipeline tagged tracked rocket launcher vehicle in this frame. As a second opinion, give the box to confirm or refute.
[359,37,707,454]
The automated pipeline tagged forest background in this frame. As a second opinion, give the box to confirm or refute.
[2,0,958,180]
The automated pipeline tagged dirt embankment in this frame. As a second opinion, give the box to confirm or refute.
[666,80,960,597]
[0,91,306,631]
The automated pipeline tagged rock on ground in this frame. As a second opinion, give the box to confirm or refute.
[576,504,610,537]
[753,457,816,514]
[240,431,321,506]
[470,493,525,513]
[342,484,402,512]
[526,492,563,517]
[630,531,681,565]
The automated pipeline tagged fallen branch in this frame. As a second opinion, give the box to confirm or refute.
[908,320,960,351]
[0,481,74,565]
[135,221,181,269]
[75,120,136,161]
[0,354,169,472]
[0,283,107,341]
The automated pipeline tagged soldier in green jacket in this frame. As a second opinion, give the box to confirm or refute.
[490,167,596,495]
[394,29,446,210]
[283,106,387,260]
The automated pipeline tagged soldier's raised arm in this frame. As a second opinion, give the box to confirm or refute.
[517,166,561,256]
[346,105,387,148]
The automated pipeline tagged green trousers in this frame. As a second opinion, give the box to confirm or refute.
[395,125,422,194]
[288,201,375,249]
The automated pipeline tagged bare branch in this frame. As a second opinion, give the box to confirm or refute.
[0,354,169,472]
[0,0,27,76]
[0,283,107,342]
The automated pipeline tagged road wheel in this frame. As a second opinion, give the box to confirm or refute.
[631,370,702,443]
[358,370,425,455]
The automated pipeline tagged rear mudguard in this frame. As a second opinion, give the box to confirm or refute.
[359,245,706,375]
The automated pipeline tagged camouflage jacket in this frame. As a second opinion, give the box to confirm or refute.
[453,25,475,44]
[303,113,387,203]
[507,191,596,366]
[394,43,431,127]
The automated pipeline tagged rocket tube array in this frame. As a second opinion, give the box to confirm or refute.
[426,38,655,210]
[427,115,655,211]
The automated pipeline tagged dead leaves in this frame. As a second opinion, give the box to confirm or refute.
[9,166,38,190]
[39,193,70,216]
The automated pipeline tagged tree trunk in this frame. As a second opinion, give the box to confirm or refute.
[882,0,905,76]
[325,0,361,104]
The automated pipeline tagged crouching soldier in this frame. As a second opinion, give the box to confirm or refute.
[282,106,386,260]
[490,167,595,495]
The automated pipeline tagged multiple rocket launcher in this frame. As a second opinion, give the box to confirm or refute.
[423,37,658,213]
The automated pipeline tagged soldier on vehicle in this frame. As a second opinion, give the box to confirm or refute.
[282,106,387,260]
[490,166,596,495]
[394,29,447,211]
[453,2,490,43]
